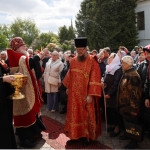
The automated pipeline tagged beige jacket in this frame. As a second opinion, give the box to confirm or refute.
[44,58,64,93]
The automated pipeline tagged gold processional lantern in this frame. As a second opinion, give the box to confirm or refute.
[10,75,28,100]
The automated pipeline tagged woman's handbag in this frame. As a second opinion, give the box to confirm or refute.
[48,76,59,86]
[124,119,143,142]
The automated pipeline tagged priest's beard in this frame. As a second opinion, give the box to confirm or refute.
[20,49,29,56]
[77,53,87,62]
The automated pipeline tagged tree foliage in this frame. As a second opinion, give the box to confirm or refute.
[61,40,76,51]
[0,18,76,51]
[75,0,139,51]
[0,25,9,49]
[31,32,59,51]
[29,30,76,52]
[10,18,39,47]
[0,34,9,49]
[58,25,75,43]
[58,25,69,43]
[68,26,76,40]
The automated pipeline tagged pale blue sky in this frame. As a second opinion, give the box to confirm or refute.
[0,0,83,34]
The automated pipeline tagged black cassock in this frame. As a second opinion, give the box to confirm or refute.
[0,64,17,149]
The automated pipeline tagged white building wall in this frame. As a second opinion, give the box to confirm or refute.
[136,0,150,46]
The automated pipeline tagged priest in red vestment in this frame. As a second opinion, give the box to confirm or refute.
[63,37,102,146]
[7,37,49,148]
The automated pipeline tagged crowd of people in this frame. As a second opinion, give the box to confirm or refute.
[0,36,150,149]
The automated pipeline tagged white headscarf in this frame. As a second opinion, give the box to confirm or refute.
[106,54,121,75]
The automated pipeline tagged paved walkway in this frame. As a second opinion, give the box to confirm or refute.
[17,104,150,149]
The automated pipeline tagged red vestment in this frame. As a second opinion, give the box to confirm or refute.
[7,49,43,127]
[63,54,102,140]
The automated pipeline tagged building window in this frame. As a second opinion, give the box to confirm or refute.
[137,11,145,30]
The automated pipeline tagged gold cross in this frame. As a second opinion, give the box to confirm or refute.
[84,72,88,78]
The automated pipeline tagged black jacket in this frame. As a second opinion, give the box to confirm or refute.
[99,61,106,78]
[42,57,50,70]
[137,59,149,98]
[104,67,123,108]
[59,61,70,91]
[29,55,43,79]
[0,64,14,101]
[0,64,17,149]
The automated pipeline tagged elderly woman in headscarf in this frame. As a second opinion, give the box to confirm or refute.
[102,53,123,136]
[117,56,142,149]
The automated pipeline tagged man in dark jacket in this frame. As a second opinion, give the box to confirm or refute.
[137,44,150,133]
[0,63,17,149]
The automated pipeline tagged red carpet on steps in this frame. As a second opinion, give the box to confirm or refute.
[41,115,111,149]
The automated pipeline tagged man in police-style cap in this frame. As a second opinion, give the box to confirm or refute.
[62,37,102,146]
